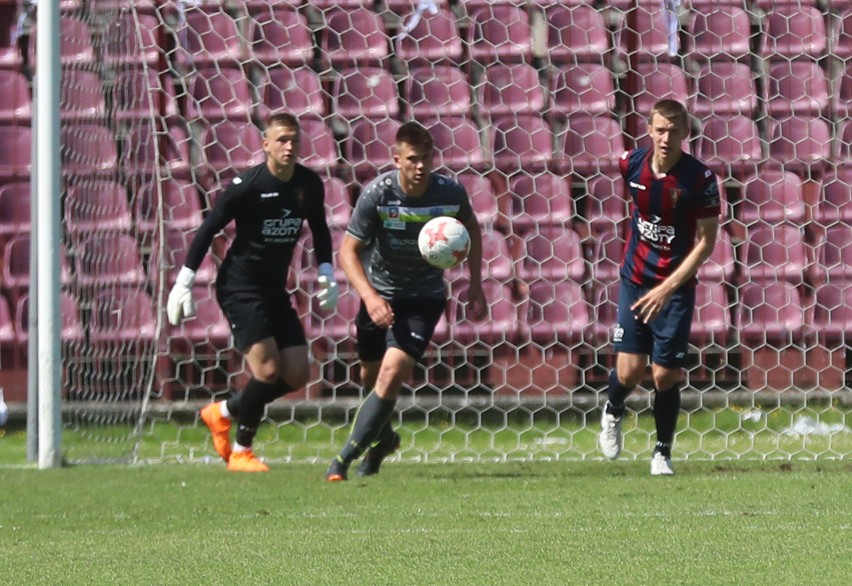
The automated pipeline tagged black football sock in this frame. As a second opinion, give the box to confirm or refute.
[235,378,280,448]
[653,384,681,457]
[260,378,295,403]
[606,369,633,417]
[225,394,241,418]
[336,391,396,465]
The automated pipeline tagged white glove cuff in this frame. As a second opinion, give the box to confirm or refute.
[318,262,334,279]
[176,266,197,288]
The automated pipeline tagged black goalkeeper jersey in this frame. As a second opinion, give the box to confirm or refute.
[184,162,333,291]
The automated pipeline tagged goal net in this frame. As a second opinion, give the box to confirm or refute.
[3,0,850,463]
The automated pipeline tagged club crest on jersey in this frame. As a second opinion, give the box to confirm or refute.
[670,188,682,205]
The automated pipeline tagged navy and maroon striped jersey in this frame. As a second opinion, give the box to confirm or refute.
[618,147,720,287]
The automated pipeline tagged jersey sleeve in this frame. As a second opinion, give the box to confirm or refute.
[304,171,333,266]
[454,183,476,226]
[347,179,381,242]
[695,168,721,219]
[183,176,246,270]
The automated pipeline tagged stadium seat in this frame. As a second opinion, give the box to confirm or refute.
[296,115,340,176]
[296,226,349,286]
[0,9,22,71]
[687,6,752,63]
[544,3,609,65]
[549,62,616,119]
[323,175,351,229]
[761,5,828,61]
[559,114,625,176]
[739,169,806,227]
[14,292,85,356]
[307,283,360,349]
[134,179,203,240]
[741,223,808,285]
[255,66,325,121]
[456,173,500,230]
[59,69,106,122]
[766,115,831,177]
[814,224,852,282]
[813,164,852,227]
[589,280,619,346]
[247,4,314,67]
[507,171,574,233]
[446,227,513,283]
[60,124,118,177]
[838,119,852,161]
[491,114,554,175]
[1,235,72,307]
[73,232,147,290]
[476,62,545,120]
[112,68,180,123]
[617,5,673,63]
[467,5,533,65]
[696,115,762,177]
[813,281,852,345]
[766,60,830,118]
[627,62,693,138]
[0,291,15,357]
[345,116,400,183]
[88,288,157,356]
[150,225,217,293]
[449,278,520,346]
[403,64,472,119]
[0,181,30,244]
[0,70,31,123]
[693,61,758,118]
[697,226,735,284]
[394,7,463,66]
[0,125,32,181]
[64,180,133,236]
[584,173,628,239]
[185,65,253,123]
[385,0,449,14]
[322,7,389,68]
[515,225,585,286]
[426,116,488,174]
[690,280,730,348]
[834,8,852,62]
[119,120,192,181]
[524,280,591,346]
[832,61,852,119]
[199,120,265,192]
[173,7,245,71]
[332,66,400,121]
[30,16,96,68]
[737,280,806,346]
[102,12,160,68]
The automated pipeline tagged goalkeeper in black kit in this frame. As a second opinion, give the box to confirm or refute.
[167,113,338,472]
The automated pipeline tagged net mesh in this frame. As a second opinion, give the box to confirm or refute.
[0,0,850,463]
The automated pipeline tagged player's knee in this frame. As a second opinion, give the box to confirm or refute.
[282,363,310,391]
[652,369,681,392]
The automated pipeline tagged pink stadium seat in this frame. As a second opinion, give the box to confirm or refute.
[323,7,389,68]
[476,62,545,120]
[332,67,400,121]
[175,8,245,70]
[88,287,156,345]
[0,125,32,181]
[199,120,265,191]
[838,119,852,161]
[585,173,628,239]
[696,115,762,177]
[255,66,325,121]
[0,181,30,242]
[395,7,462,66]
[297,115,340,175]
[247,4,313,67]
[64,180,132,236]
[524,280,591,345]
[1,236,73,305]
[15,292,85,351]
[549,62,616,118]
[102,12,160,68]
[404,64,471,119]
[60,124,118,177]
[560,114,625,176]
[456,173,499,229]
[0,7,22,71]
[164,284,231,352]
[741,223,808,285]
[761,5,827,60]
[687,6,752,63]
[133,179,203,239]
[120,120,192,181]
[628,62,692,137]
[491,114,554,174]
[0,70,31,123]
[618,5,672,63]
[74,232,147,290]
[185,65,253,123]
[739,169,806,227]
[30,16,96,68]
[814,164,852,227]
[150,225,217,293]
[297,227,349,286]
[467,5,533,65]
[590,280,619,346]
[690,281,730,347]
[0,292,14,353]
[323,175,351,229]
[813,282,852,345]
[590,224,624,286]
[737,281,806,346]
[832,62,852,119]
[698,226,735,284]
[815,224,852,282]
[307,283,360,346]
[766,60,830,118]
[426,116,488,174]
[446,227,513,283]
[449,279,520,345]
[516,225,585,286]
[59,69,106,122]
[507,171,574,233]
[693,61,757,118]
[834,8,852,62]
[346,117,400,183]
[767,116,831,176]
[544,3,609,65]
[112,68,180,123]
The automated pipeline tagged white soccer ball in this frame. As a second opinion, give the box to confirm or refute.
[418,216,471,269]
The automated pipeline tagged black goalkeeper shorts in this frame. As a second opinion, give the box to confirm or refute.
[216,285,306,352]
[356,297,446,362]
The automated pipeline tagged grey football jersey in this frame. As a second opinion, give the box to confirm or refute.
[347,171,475,300]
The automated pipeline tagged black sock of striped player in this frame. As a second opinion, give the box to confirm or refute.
[235,378,282,448]
[337,392,396,466]
[653,385,681,457]
[606,369,633,417]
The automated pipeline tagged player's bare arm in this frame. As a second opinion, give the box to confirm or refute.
[632,216,719,323]
[462,217,487,321]
[339,232,394,327]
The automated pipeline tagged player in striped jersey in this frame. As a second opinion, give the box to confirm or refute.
[598,100,721,475]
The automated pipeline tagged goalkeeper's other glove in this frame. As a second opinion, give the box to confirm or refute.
[316,262,339,311]
[166,266,197,325]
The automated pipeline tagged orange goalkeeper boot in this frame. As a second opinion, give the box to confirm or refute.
[227,449,269,472]
[200,403,232,463]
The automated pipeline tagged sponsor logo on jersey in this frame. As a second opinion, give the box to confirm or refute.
[629,181,647,191]
[262,209,301,240]
[637,214,675,249]
[260,191,279,199]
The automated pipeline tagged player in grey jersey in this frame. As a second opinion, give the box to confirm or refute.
[326,121,486,481]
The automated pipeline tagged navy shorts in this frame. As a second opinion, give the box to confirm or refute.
[216,285,307,352]
[612,278,695,368]
[357,297,446,362]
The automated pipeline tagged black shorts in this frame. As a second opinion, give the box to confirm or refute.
[357,297,446,362]
[216,285,306,352]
